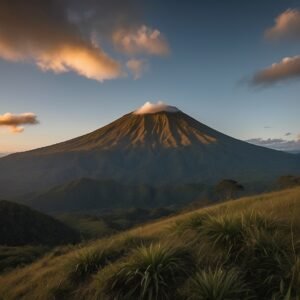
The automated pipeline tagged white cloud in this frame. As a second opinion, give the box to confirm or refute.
[134,101,179,115]
[246,137,300,153]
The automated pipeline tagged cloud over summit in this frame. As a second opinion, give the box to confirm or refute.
[134,101,179,114]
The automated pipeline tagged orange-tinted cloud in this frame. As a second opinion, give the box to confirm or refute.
[113,25,169,56]
[0,113,39,134]
[253,56,300,85]
[265,9,300,40]
[126,59,147,79]
[0,1,122,82]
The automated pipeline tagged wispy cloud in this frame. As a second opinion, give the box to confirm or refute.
[246,136,300,153]
[113,25,169,56]
[126,59,147,79]
[0,0,169,81]
[0,113,39,133]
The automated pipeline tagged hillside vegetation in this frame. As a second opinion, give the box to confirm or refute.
[23,178,210,213]
[1,187,300,299]
[0,200,80,246]
[59,207,174,239]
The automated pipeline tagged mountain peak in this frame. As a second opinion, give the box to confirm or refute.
[133,101,180,115]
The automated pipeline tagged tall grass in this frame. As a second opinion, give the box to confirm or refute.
[106,243,195,300]
[185,266,252,300]
[1,187,300,300]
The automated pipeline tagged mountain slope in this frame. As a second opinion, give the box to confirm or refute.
[0,200,80,246]
[22,178,210,213]
[0,108,299,198]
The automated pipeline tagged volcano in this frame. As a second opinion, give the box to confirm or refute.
[0,103,299,198]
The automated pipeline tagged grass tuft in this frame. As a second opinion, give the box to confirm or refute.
[106,242,195,300]
[185,266,252,300]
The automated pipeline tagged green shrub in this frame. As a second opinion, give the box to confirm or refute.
[106,243,195,300]
[186,267,252,300]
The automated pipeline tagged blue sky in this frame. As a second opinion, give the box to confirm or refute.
[0,0,300,153]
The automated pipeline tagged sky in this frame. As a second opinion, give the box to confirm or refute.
[0,0,300,153]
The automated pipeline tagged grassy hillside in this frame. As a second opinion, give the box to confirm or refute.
[58,207,174,239]
[0,200,80,246]
[1,187,300,299]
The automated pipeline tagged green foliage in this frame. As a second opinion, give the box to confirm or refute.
[277,175,300,189]
[215,179,244,200]
[185,267,252,300]
[106,243,195,300]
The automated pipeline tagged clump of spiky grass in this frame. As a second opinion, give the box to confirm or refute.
[242,228,293,298]
[242,211,287,233]
[106,243,195,300]
[199,214,245,255]
[68,249,107,283]
[170,213,209,235]
[185,266,252,300]
[198,212,288,255]
[67,234,154,283]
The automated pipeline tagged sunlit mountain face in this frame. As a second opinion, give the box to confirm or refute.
[0,103,299,199]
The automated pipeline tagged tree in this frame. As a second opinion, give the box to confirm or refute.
[277,175,300,190]
[215,179,244,200]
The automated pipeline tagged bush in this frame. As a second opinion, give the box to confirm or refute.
[106,243,195,300]
[186,267,252,300]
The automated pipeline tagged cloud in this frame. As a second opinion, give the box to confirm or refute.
[246,137,300,153]
[126,59,147,79]
[265,9,300,40]
[252,9,300,85]
[113,25,169,56]
[0,0,169,81]
[0,113,39,133]
[134,101,179,114]
[252,55,300,85]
